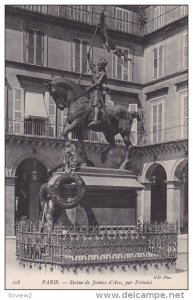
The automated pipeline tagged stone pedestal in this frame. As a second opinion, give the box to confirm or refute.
[5,176,16,236]
[64,167,144,226]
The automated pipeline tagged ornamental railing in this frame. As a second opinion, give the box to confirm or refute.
[6,119,187,146]
[6,119,123,145]
[145,5,188,35]
[16,221,178,270]
[11,5,141,36]
[10,5,187,37]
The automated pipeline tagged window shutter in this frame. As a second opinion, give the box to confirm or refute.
[123,49,128,81]
[117,50,122,80]
[45,92,55,137]
[13,88,24,134]
[153,47,158,79]
[152,104,157,143]
[36,30,44,66]
[160,6,165,27]
[112,53,116,79]
[128,51,133,82]
[183,95,188,138]
[74,39,80,72]
[129,104,138,145]
[154,7,158,29]
[183,32,188,69]
[82,41,88,73]
[158,45,163,77]
[157,102,163,142]
[26,28,34,64]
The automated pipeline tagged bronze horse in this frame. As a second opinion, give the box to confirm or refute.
[44,78,140,168]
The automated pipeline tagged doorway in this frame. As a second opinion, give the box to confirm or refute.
[151,164,167,223]
[15,158,47,223]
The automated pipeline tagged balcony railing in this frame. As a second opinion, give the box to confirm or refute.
[12,5,141,36]
[11,5,187,37]
[6,119,187,147]
[145,5,188,35]
[6,119,116,144]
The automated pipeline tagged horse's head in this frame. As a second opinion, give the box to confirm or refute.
[44,78,82,111]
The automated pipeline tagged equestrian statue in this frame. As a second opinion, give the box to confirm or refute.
[44,56,141,169]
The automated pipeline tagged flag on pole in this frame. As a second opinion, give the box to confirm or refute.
[98,12,132,64]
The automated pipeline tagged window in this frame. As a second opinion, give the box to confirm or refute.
[58,108,68,138]
[72,39,89,73]
[12,88,24,134]
[47,94,56,137]
[24,91,48,136]
[24,26,44,66]
[71,5,92,23]
[151,98,165,143]
[115,7,132,33]
[129,104,138,145]
[105,95,114,107]
[181,91,188,139]
[154,6,165,30]
[181,5,188,17]
[183,32,188,69]
[153,44,164,79]
[112,48,133,81]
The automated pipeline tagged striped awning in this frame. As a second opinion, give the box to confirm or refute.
[25,91,48,119]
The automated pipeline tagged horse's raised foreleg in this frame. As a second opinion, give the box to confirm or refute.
[101,133,116,163]
[62,120,80,139]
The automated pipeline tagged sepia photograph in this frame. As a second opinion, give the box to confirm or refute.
[4,3,188,293]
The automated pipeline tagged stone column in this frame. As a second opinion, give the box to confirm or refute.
[139,182,151,223]
[143,182,152,222]
[5,176,16,236]
[166,181,182,231]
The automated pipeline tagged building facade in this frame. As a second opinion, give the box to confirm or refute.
[5,5,188,235]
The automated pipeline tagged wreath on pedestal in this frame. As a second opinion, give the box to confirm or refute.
[47,172,87,209]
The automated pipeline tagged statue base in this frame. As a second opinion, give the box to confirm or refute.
[64,166,144,227]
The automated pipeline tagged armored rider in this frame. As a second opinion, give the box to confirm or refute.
[87,53,108,129]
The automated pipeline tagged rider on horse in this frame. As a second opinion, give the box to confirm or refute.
[87,53,108,129]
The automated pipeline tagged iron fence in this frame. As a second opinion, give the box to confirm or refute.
[16,221,178,270]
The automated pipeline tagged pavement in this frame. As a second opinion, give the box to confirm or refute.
[5,234,188,290]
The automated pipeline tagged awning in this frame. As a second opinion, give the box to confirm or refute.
[25,91,48,119]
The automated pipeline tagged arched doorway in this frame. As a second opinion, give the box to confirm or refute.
[145,163,167,223]
[174,160,188,233]
[151,165,167,222]
[15,158,47,223]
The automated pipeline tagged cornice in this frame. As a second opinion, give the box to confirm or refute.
[143,70,188,88]
[6,60,143,94]
[131,139,188,158]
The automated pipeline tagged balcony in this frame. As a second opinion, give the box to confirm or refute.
[10,5,187,37]
[6,119,187,148]
[11,5,141,36]
[145,5,188,35]
[6,119,117,144]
